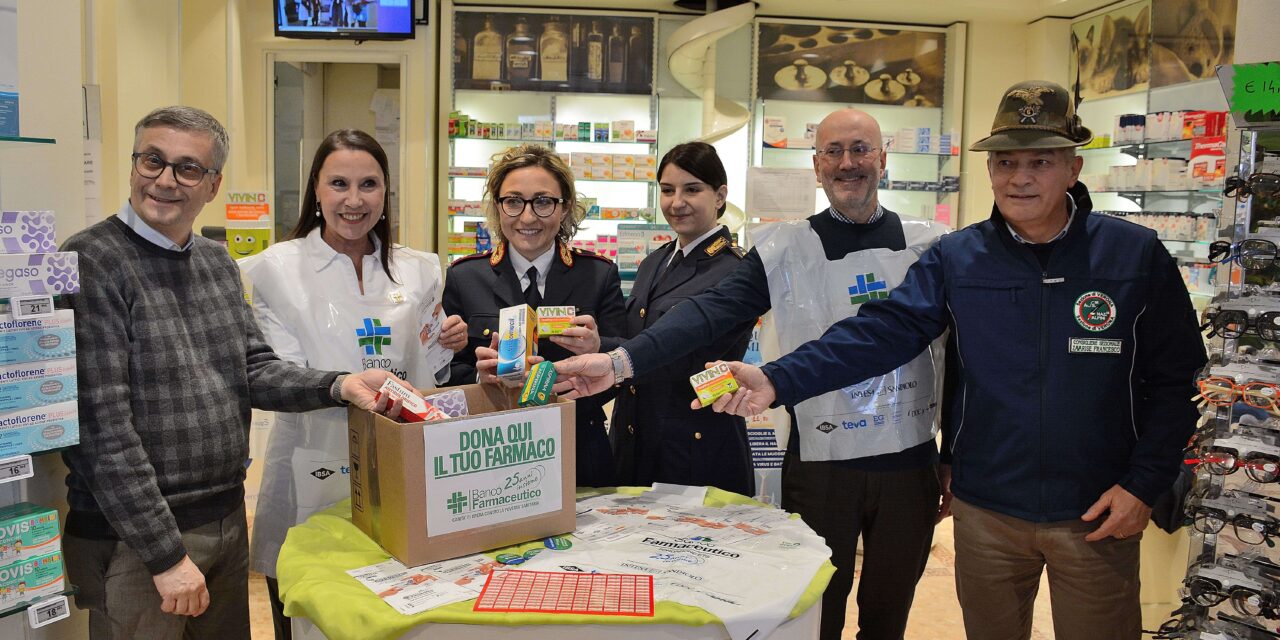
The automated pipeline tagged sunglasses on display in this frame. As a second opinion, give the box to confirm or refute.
[1209,239,1280,271]
[1195,377,1280,415]
[1201,309,1280,341]
[1224,173,1280,200]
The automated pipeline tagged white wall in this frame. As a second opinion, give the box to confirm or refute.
[958,19,1029,226]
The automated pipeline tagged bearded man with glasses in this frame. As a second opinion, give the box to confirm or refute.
[554,109,954,640]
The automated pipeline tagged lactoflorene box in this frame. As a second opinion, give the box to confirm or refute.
[348,383,576,567]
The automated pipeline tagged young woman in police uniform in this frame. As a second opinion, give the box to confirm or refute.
[611,142,756,495]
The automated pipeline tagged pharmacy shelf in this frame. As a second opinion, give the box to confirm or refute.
[0,586,78,622]
[451,137,653,145]
[762,146,958,157]
[0,135,56,149]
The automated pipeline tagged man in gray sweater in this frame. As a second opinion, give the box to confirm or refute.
[61,106,399,639]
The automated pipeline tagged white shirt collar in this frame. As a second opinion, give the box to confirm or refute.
[829,204,884,225]
[119,200,193,252]
[672,225,725,263]
[509,243,555,293]
[305,227,382,272]
[1007,193,1078,245]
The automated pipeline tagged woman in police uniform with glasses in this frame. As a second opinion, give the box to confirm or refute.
[443,143,626,488]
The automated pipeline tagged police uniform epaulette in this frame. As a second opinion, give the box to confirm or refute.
[704,235,737,258]
[451,250,491,267]
[730,244,746,258]
[569,246,614,265]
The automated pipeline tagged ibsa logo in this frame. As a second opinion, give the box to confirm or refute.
[356,317,391,355]
[848,272,888,305]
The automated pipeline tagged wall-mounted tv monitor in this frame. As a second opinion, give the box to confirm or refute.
[276,0,415,41]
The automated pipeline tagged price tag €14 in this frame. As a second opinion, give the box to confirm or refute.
[27,594,70,628]
[0,455,34,484]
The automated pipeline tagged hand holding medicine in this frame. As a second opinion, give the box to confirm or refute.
[343,369,408,419]
[548,314,601,356]
[476,333,544,387]
[153,555,209,617]
[437,314,469,352]
[693,361,777,416]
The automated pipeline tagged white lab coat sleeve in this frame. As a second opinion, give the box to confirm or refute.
[251,285,310,368]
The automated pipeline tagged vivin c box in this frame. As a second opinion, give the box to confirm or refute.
[0,252,79,298]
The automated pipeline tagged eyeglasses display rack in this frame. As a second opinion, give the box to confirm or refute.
[1162,76,1280,637]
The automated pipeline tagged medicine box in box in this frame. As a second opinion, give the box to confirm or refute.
[0,503,60,564]
[348,384,576,567]
[0,550,63,609]
[0,359,77,413]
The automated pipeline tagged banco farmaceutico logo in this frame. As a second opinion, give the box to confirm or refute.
[356,317,391,355]
[447,491,468,514]
[849,273,888,305]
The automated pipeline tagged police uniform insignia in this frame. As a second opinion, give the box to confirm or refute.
[1074,291,1116,332]
[1007,86,1053,124]
[559,242,575,267]
[705,236,729,256]
[488,241,506,267]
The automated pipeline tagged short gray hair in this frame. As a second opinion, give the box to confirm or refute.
[133,106,229,171]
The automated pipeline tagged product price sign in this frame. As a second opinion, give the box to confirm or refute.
[27,595,69,628]
[0,454,33,484]
[423,405,563,536]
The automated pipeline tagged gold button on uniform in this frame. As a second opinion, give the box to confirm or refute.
[639,308,646,318]
[694,432,702,440]
[483,328,490,336]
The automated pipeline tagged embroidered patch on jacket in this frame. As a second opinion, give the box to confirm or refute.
[1068,338,1122,354]
[1073,291,1116,332]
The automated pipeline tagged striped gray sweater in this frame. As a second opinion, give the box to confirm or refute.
[61,216,340,574]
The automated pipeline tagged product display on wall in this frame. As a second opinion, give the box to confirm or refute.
[1160,73,1280,637]
[0,138,80,631]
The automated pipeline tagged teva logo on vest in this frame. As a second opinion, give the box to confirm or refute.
[849,273,888,305]
[1074,291,1117,332]
[356,317,391,355]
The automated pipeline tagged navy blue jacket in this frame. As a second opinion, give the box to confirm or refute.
[762,183,1206,521]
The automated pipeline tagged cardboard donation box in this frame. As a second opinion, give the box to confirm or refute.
[348,384,576,567]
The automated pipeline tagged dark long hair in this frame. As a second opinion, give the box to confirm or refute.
[658,141,729,217]
[289,129,395,281]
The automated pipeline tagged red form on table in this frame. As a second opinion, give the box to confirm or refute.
[473,570,654,617]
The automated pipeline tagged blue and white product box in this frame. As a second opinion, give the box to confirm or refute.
[0,252,79,298]
[0,359,77,413]
[0,211,57,254]
[0,401,78,458]
[0,309,75,366]
[0,502,61,565]
[0,551,64,610]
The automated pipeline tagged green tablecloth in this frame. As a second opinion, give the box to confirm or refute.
[278,487,835,640]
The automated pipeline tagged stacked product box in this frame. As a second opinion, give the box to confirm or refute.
[0,212,79,457]
[0,502,63,610]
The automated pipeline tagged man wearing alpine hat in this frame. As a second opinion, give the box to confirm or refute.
[697,80,1207,639]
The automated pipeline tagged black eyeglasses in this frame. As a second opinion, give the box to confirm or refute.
[1224,173,1280,200]
[1201,309,1280,340]
[1186,504,1280,545]
[816,144,880,162]
[1209,238,1280,271]
[131,152,219,187]
[1184,574,1280,618]
[498,195,565,218]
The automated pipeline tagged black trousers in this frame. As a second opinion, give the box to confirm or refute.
[265,576,293,640]
[781,451,940,640]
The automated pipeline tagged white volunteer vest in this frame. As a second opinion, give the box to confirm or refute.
[755,216,948,461]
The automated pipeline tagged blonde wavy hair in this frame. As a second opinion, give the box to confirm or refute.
[483,143,586,246]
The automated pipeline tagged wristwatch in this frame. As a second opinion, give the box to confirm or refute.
[607,349,627,385]
[330,374,350,406]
